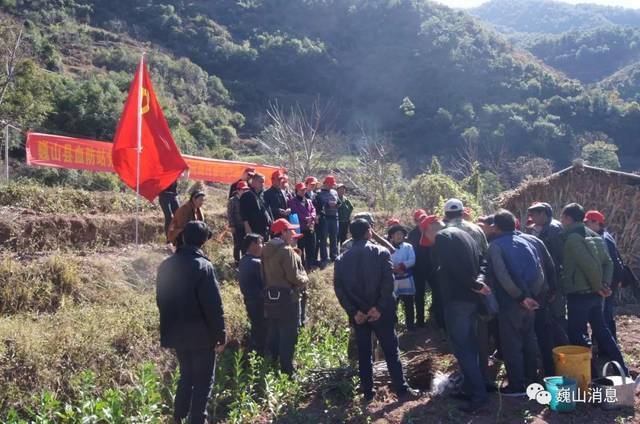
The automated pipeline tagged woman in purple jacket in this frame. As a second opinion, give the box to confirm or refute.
[289,182,317,269]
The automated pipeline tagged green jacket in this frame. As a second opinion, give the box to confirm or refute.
[560,222,613,295]
[337,196,354,222]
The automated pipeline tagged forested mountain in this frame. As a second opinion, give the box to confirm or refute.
[520,26,640,83]
[3,0,640,175]
[471,0,640,34]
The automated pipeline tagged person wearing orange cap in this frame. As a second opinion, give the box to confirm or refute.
[227,180,251,264]
[304,176,319,201]
[407,210,434,328]
[264,170,291,222]
[316,175,342,267]
[262,218,308,375]
[229,167,256,199]
[288,182,317,269]
[584,210,626,340]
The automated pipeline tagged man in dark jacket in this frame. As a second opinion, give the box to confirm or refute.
[423,215,491,414]
[407,209,434,328]
[240,173,273,240]
[527,202,568,346]
[334,219,420,402]
[156,221,226,424]
[584,210,625,341]
[239,233,266,354]
[263,170,290,221]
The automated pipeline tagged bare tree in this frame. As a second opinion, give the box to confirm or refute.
[0,21,25,115]
[346,130,404,211]
[255,98,343,181]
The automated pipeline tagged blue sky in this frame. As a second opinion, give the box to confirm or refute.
[434,0,640,9]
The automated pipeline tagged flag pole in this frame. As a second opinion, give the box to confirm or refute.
[135,53,145,247]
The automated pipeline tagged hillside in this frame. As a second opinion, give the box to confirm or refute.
[4,0,640,174]
[471,0,640,34]
[520,26,640,83]
[600,61,640,101]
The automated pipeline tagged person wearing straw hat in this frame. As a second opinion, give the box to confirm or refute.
[167,190,206,248]
[262,218,308,375]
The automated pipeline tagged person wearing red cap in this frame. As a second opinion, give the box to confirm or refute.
[262,218,308,375]
[337,184,354,245]
[227,180,251,264]
[264,171,291,222]
[584,210,626,340]
[288,182,317,269]
[316,175,342,266]
[419,215,447,331]
[560,203,628,376]
[407,210,434,328]
[229,167,256,199]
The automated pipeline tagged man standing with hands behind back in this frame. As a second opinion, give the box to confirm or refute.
[156,221,226,424]
[334,218,421,402]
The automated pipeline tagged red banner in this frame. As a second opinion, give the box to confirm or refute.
[26,132,281,184]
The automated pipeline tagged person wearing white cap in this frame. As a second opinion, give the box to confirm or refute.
[444,198,488,256]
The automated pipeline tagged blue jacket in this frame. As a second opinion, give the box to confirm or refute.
[489,232,544,308]
[602,230,625,289]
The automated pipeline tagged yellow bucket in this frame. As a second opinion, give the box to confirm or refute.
[553,345,592,392]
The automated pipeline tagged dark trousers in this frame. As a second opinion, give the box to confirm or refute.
[398,295,415,328]
[550,293,569,347]
[444,301,488,404]
[414,275,427,325]
[232,228,246,263]
[603,291,617,341]
[534,304,556,376]
[338,220,350,245]
[476,317,493,385]
[498,305,538,390]
[159,193,179,240]
[174,349,216,424]
[318,217,339,262]
[245,300,266,355]
[266,302,300,375]
[567,293,628,375]
[354,316,409,396]
[297,229,317,268]
[429,277,446,330]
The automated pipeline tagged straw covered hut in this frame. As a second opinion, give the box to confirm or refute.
[496,162,640,275]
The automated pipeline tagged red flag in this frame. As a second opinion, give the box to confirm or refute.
[112,56,188,201]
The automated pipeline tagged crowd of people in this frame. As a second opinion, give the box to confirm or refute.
[155,167,631,422]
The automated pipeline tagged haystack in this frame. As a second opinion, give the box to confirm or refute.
[496,162,640,274]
